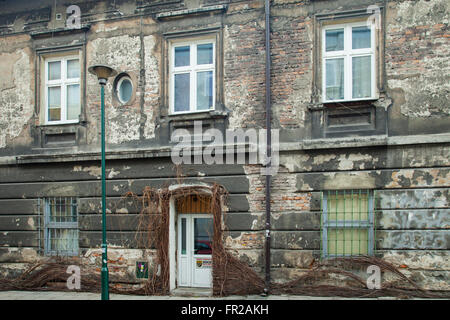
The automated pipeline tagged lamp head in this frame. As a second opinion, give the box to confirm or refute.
[88,65,117,85]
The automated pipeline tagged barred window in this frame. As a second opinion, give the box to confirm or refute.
[42,197,79,256]
[321,190,374,258]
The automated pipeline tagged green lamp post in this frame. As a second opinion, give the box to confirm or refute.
[88,65,117,300]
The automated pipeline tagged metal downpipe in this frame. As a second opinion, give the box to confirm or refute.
[264,0,271,296]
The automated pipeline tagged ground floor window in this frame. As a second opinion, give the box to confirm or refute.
[41,197,79,256]
[321,190,374,258]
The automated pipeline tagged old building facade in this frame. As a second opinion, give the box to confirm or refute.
[0,0,448,295]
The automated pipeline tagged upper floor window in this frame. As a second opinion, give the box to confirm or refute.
[116,75,133,105]
[322,22,376,102]
[170,39,215,114]
[45,56,81,124]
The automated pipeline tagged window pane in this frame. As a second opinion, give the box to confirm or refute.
[327,191,369,221]
[174,73,190,112]
[325,29,344,52]
[197,43,213,65]
[175,46,190,67]
[181,218,186,255]
[325,58,344,100]
[48,86,61,121]
[352,26,371,49]
[50,229,78,253]
[118,78,132,103]
[352,56,372,99]
[46,198,77,223]
[197,71,213,111]
[67,84,80,121]
[48,61,61,80]
[194,218,213,255]
[328,228,368,255]
[67,59,80,78]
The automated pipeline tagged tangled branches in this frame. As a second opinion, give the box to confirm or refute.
[271,256,450,299]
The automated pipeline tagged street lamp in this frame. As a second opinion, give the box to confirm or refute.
[88,65,117,300]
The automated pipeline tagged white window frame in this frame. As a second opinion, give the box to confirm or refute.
[116,75,133,104]
[322,21,376,103]
[44,55,80,124]
[169,38,216,114]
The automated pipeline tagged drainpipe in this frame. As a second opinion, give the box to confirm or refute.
[264,0,271,296]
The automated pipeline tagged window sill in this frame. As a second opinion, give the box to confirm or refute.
[322,99,378,108]
[39,121,80,127]
[164,109,228,121]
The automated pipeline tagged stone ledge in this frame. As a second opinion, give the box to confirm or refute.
[156,4,228,20]
[1,133,449,165]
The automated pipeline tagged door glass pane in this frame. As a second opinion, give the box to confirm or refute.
[48,61,61,80]
[175,46,190,67]
[197,71,213,111]
[174,73,190,112]
[325,29,344,52]
[48,86,61,121]
[197,43,213,65]
[352,56,371,99]
[67,84,80,121]
[181,218,187,255]
[67,59,80,78]
[194,218,212,255]
[325,58,344,100]
[352,26,371,49]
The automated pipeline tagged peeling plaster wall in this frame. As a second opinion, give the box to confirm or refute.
[86,32,142,145]
[0,0,449,293]
[224,19,266,130]
[385,0,450,134]
[0,44,34,149]
[142,34,159,140]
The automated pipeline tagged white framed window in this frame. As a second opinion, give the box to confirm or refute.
[169,38,215,114]
[322,21,376,102]
[116,75,133,104]
[44,56,81,124]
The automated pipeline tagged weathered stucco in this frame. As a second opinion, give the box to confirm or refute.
[0,0,448,294]
[386,0,450,119]
[0,46,34,149]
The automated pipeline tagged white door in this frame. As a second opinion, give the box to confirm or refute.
[178,214,213,288]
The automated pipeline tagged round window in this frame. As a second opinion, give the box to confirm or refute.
[116,76,133,104]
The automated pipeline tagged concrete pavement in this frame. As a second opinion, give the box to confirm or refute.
[0,290,404,300]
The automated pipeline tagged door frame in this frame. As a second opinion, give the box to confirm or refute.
[169,195,214,291]
[177,213,213,288]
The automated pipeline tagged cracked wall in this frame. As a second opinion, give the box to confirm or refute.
[0,41,34,149]
[0,0,448,293]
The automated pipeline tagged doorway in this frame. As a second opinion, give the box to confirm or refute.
[177,214,213,287]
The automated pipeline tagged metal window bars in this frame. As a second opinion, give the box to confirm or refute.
[39,197,79,256]
[321,190,375,258]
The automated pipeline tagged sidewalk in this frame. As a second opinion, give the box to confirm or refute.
[0,290,404,300]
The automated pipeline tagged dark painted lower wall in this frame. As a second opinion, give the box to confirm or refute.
[0,142,448,291]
